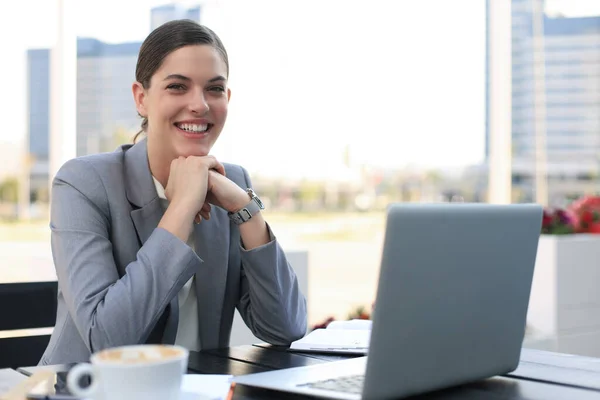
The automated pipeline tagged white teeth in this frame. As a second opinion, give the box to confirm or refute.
[177,123,208,133]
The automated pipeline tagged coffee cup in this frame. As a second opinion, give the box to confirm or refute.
[66,344,188,400]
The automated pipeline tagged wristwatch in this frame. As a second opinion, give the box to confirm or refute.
[228,188,265,225]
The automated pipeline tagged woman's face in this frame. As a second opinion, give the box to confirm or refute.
[133,44,230,160]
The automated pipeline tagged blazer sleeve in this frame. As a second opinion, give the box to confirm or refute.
[235,166,308,344]
[50,158,201,353]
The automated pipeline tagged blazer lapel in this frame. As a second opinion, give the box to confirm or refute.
[123,138,178,344]
[124,139,165,245]
[130,199,165,245]
[161,297,179,345]
[194,210,230,349]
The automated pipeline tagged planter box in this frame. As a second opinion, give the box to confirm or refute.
[526,234,600,356]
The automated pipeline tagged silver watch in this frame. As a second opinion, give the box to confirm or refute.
[228,189,265,225]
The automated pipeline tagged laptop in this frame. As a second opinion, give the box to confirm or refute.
[234,203,542,399]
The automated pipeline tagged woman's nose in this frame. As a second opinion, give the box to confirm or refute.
[190,92,209,114]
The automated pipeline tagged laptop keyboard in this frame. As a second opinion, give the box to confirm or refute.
[298,374,364,394]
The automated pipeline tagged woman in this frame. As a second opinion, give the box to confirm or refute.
[40,20,307,365]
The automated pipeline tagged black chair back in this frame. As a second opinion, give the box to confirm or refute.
[0,281,58,369]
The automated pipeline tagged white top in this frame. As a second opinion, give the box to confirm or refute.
[152,177,201,351]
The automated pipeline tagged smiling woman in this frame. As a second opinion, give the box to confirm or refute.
[39,20,307,366]
[132,22,230,171]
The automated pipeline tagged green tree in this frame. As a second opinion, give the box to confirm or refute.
[0,177,19,203]
[424,169,443,186]
[298,180,322,210]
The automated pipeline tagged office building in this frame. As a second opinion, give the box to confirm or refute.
[486,0,600,202]
[26,49,51,200]
[26,39,141,200]
[26,3,202,202]
[76,38,142,156]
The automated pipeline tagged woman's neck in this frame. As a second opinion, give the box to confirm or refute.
[146,138,170,190]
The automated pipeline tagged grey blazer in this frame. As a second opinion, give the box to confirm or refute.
[40,139,307,365]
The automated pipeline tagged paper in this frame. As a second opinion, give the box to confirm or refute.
[289,319,372,354]
[290,328,371,354]
[0,368,27,396]
[181,374,233,400]
[1,369,53,400]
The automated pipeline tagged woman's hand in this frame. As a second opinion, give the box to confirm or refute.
[206,170,270,250]
[164,155,225,210]
[158,156,225,242]
[206,170,251,213]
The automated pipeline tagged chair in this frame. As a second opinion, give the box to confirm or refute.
[0,281,58,369]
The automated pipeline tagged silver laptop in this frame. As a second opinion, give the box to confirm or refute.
[234,203,542,399]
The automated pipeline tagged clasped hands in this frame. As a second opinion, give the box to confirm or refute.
[164,155,249,224]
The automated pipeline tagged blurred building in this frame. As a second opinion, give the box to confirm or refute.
[151,3,201,31]
[26,39,141,201]
[76,38,142,157]
[26,3,201,202]
[27,49,51,200]
[486,0,600,203]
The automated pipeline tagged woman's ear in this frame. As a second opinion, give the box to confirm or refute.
[132,82,147,117]
[227,87,232,102]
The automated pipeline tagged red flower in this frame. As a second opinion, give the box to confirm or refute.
[541,207,575,234]
[568,195,600,233]
[542,210,553,227]
[582,210,594,224]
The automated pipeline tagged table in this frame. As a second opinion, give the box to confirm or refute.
[13,345,600,399]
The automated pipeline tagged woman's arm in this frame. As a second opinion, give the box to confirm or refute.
[51,158,201,353]
[237,210,270,250]
[234,166,308,344]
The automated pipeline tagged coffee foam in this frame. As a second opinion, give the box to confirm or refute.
[96,345,183,364]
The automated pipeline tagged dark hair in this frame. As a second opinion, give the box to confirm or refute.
[133,20,229,143]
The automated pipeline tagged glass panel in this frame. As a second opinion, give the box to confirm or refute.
[2,0,596,352]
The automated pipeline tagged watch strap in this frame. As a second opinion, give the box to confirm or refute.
[228,189,264,225]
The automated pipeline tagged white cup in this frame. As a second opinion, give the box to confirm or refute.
[66,344,189,400]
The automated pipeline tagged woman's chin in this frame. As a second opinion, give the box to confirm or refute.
[175,144,212,158]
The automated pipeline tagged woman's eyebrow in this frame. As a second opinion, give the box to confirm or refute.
[207,75,226,83]
[162,74,226,83]
[163,74,191,81]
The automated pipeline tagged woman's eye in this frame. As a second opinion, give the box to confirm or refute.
[167,84,185,90]
[208,86,225,93]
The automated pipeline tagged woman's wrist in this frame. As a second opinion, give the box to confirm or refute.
[158,201,197,242]
[227,191,252,213]
[238,211,270,250]
[168,197,201,217]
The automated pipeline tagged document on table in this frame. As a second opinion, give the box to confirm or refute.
[289,319,372,355]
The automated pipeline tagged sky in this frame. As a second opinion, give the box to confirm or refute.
[0,0,598,177]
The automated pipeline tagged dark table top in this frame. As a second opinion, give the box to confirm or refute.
[195,345,600,400]
[15,345,600,399]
